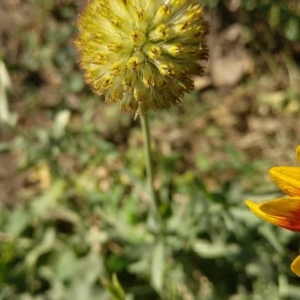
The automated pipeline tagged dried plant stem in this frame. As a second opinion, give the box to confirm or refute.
[140,113,161,227]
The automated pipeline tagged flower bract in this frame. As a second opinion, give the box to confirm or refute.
[75,0,209,114]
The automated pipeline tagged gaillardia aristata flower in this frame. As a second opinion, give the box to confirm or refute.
[75,0,209,114]
[245,146,300,276]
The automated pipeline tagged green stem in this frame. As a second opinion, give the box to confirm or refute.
[140,113,160,221]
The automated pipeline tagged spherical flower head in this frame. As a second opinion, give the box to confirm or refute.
[74,0,209,114]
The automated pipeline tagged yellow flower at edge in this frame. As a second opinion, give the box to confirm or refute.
[245,145,300,276]
[74,0,209,114]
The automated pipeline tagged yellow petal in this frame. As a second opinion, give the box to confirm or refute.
[245,198,300,231]
[260,197,300,215]
[269,167,300,197]
[291,255,300,276]
[297,146,300,165]
[245,199,272,223]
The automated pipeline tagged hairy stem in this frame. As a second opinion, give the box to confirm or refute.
[140,113,161,227]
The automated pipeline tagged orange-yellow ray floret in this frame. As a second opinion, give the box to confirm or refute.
[269,167,300,197]
[297,146,300,165]
[291,255,300,277]
[245,198,300,231]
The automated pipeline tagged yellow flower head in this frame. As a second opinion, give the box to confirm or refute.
[245,145,300,276]
[74,0,209,114]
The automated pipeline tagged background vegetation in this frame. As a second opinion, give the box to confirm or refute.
[0,0,300,299]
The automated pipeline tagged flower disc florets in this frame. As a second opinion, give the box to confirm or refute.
[75,0,209,114]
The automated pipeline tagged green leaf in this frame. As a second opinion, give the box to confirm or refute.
[151,239,164,292]
[193,239,240,258]
[30,180,66,218]
[285,17,300,41]
[25,228,56,269]
[259,225,284,254]
[68,252,104,300]
[102,274,126,300]
[54,249,78,281]
[4,209,30,237]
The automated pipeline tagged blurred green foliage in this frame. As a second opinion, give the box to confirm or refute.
[1,108,300,299]
[201,0,300,43]
[0,0,300,299]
